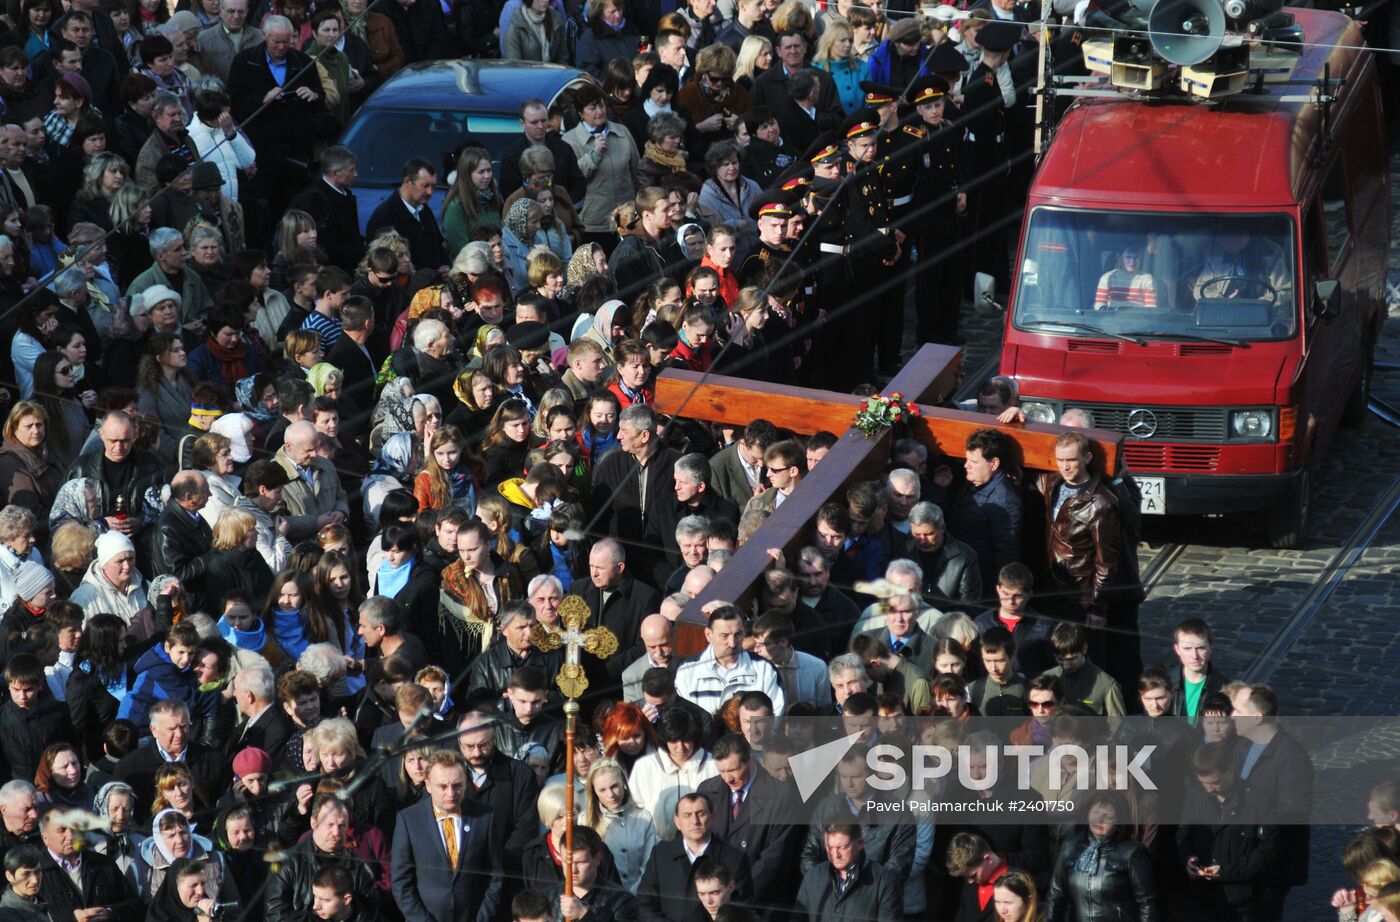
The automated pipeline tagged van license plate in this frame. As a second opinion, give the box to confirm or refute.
[1139,477,1166,515]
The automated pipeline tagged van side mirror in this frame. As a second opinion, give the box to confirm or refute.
[1312,278,1340,320]
[975,273,1001,316]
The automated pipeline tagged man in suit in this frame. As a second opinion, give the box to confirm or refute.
[289,146,365,273]
[34,812,141,922]
[114,700,227,810]
[576,539,658,686]
[707,420,778,508]
[498,99,586,206]
[274,421,350,541]
[196,0,263,81]
[456,710,540,882]
[392,751,501,922]
[227,15,324,221]
[635,792,752,922]
[365,156,446,273]
[697,734,800,915]
[622,615,675,702]
[228,663,295,763]
[749,30,843,124]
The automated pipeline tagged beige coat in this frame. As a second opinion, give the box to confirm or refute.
[562,121,639,233]
[273,448,349,540]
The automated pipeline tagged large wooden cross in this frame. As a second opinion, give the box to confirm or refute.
[652,344,1124,655]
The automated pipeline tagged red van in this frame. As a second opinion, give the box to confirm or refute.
[999,7,1388,547]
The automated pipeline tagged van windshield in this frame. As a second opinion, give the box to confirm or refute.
[1011,209,1298,342]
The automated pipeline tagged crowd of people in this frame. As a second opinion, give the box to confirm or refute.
[0,0,1386,921]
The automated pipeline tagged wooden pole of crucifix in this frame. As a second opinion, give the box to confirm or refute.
[652,343,1124,654]
[531,597,618,919]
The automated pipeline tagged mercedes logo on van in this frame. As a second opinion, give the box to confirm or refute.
[1127,409,1158,439]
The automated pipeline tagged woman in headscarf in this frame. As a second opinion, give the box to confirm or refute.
[133,810,237,904]
[447,368,497,445]
[370,377,416,451]
[92,781,145,891]
[468,324,505,368]
[361,432,416,532]
[144,858,221,922]
[581,299,627,365]
[502,199,543,295]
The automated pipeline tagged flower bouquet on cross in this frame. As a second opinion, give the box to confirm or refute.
[853,391,920,438]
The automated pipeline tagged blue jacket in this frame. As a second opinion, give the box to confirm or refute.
[815,57,871,115]
[118,643,210,728]
[948,470,1024,592]
[866,39,933,84]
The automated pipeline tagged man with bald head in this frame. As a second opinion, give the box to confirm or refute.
[153,470,213,609]
[622,614,676,700]
[273,420,348,540]
[577,538,658,693]
[68,410,165,539]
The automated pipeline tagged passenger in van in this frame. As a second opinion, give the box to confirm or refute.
[1092,246,1157,310]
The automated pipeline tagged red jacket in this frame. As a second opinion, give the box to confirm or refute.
[667,337,713,373]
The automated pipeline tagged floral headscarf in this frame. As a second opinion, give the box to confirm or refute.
[235,375,277,423]
[370,431,416,479]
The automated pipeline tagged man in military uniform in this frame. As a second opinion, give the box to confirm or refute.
[861,81,917,375]
[834,108,899,390]
[801,133,848,388]
[906,74,967,345]
[739,190,803,383]
[961,19,1020,296]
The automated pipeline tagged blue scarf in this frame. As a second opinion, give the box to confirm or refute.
[218,615,268,653]
[270,608,310,660]
[377,556,414,599]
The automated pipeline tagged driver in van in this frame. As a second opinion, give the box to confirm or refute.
[1192,230,1292,302]
[1093,245,1158,310]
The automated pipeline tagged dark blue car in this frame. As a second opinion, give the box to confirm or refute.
[338,60,593,230]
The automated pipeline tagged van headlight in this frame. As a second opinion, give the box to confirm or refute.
[1020,400,1058,424]
[1230,409,1274,440]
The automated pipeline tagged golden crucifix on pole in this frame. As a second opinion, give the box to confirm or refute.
[531,595,618,919]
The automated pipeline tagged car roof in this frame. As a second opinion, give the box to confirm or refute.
[361,60,590,113]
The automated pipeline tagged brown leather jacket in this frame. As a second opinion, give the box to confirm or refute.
[1037,472,1122,607]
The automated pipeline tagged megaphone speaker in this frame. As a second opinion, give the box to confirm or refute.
[1148,0,1224,65]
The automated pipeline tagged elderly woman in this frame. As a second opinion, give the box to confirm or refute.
[70,531,162,641]
[698,140,759,265]
[563,82,640,248]
[185,224,231,297]
[92,782,145,888]
[129,226,215,326]
[296,718,394,834]
[361,432,416,532]
[0,505,42,603]
[0,402,64,527]
[635,112,689,189]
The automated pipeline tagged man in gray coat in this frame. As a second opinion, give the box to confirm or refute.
[195,0,263,81]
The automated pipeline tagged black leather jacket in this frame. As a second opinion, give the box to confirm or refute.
[265,838,378,922]
[1045,829,1158,922]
